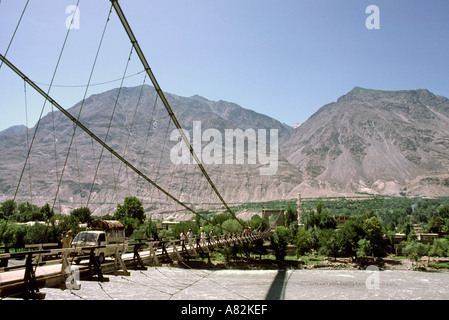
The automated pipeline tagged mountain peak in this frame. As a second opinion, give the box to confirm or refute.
[348,86,433,96]
[281,86,449,198]
[0,124,28,136]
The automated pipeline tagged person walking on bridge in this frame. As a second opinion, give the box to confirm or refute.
[180,230,186,247]
[61,230,73,248]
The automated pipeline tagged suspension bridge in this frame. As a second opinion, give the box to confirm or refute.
[0,230,272,299]
[0,1,277,299]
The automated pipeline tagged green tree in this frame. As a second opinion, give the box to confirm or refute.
[316,202,322,214]
[121,217,141,238]
[429,238,449,257]
[428,216,444,233]
[114,196,145,224]
[24,223,50,244]
[272,226,289,261]
[144,217,159,240]
[316,228,336,257]
[40,203,54,221]
[70,207,92,224]
[0,222,27,248]
[15,202,40,222]
[363,216,386,256]
[334,216,366,257]
[438,205,449,219]
[211,212,234,226]
[57,214,82,236]
[222,219,243,234]
[356,238,373,257]
[285,205,298,227]
[0,200,17,219]
[296,226,313,256]
[316,210,337,230]
[247,214,269,232]
[403,241,429,264]
[304,204,336,230]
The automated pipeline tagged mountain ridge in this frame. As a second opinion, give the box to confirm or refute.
[1,85,449,219]
[0,85,301,218]
[280,86,449,197]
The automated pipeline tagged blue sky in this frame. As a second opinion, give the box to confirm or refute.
[1,0,448,132]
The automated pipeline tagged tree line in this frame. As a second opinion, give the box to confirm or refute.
[2,196,449,263]
[0,197,154,250]
[270,200,449,262]
[0,196,268,256]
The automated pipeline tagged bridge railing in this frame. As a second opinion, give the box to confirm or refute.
[0,230,272,270]
[0,230,273,298]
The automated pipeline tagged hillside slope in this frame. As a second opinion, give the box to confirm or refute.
[280,87,449,197]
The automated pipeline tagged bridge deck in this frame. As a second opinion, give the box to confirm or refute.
[0,232,271,298]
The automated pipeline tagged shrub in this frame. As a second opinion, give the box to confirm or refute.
[1,223,27,248]
[70,207,92,224]
[429,238,449,257]
[272,226,289,261]
[222,219,243,234]
[114,196,145,224]
[356,238,373,257]
[296,226,313,256]
[24,223,50,244]
[403,241,429,263]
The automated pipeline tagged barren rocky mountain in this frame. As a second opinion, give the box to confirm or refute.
[1,85,449,219]
[280,87,449,197]
[0,85,301,218]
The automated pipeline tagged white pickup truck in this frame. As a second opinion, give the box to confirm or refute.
[72,219,126,264]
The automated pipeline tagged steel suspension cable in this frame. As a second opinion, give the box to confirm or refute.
[87,44,134,207]
[109,0,239,224]
[108,74,148,214]
[1,54,237,234]
[50,90,61,210]
[0,53,199,218]
[13,0,80,204]
[53,3,114,210]
[135,88,157,195]
[23,81,32,204]
[149,117,172,206]
[0,0,29,70]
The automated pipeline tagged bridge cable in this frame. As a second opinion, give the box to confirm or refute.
[149,117,172,207]
[108,74,148,214]
[0,8,237,234]
[0,0,29,70]
[87,44,134,208]
[109,0,242,226]
[51,88,62,211]
[23,81,32,204]
[0,53,236,233]
[135,89,157,195]
[73,132,83,203]
[34,69,145,88]
[53,3,114,211]
[13,0,80,205]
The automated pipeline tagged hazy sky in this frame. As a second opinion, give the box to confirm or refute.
[1,0,448,132]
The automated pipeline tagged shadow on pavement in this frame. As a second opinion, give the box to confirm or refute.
[265,269,287,300]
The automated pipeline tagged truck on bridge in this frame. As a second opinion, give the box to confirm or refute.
[72,219,126,264]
